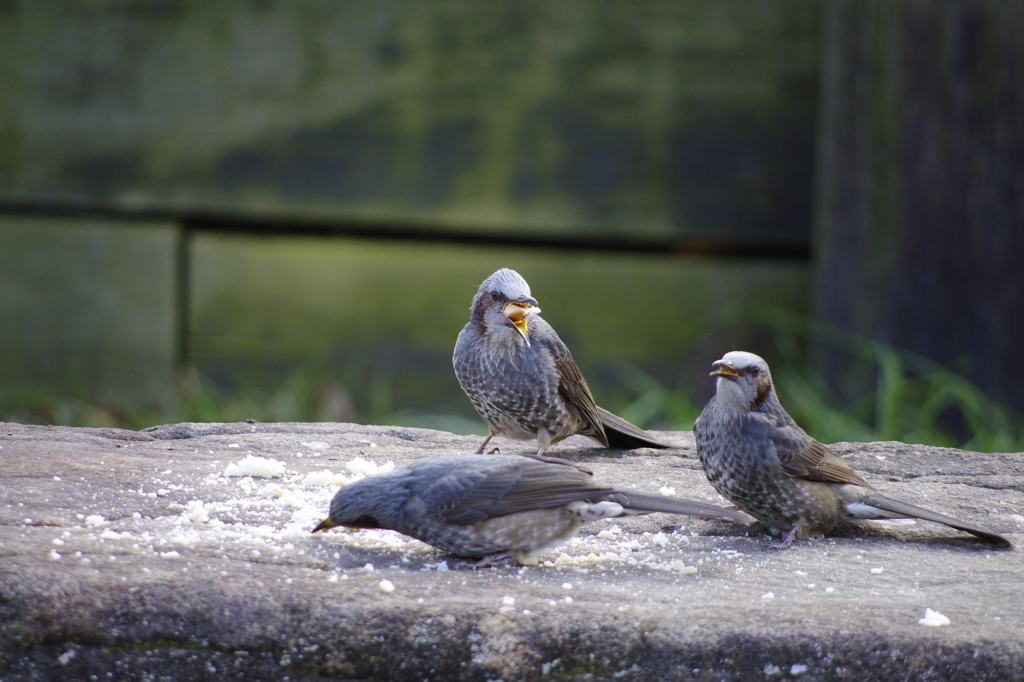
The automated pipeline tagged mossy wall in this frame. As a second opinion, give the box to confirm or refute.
[191,234,809,422]
[0,1,819,242]
[0,217,177,399]
[0,1,821,422]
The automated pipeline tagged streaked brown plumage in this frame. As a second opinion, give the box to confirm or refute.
[313,453,753,566]
[694,351,1012,549]
[453,268,675,454]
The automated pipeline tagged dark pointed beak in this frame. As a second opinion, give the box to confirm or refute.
[312,517,338,533]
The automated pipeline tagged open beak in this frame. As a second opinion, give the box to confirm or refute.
[502,296,539,344]
[710,360,742,378]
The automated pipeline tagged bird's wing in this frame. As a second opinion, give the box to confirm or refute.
[531,322,608,445]
[741,412,871,487]
[419,455,612,526]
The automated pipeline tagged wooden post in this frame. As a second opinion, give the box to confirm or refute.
[813,0,1024,412]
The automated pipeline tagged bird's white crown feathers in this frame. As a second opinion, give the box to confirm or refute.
[719,351,770,373]
[480,268,532,300]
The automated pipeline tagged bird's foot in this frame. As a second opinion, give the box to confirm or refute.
[765,527,799,550]
[474,435,494,455]
[486,447,501,454]
[455,552,515,570]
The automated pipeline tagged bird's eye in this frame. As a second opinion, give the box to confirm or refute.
[351,515,382,529]
[749,367,760,376]
[491,291,501,301]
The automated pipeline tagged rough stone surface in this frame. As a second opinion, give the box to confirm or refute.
[1,421,1022,681]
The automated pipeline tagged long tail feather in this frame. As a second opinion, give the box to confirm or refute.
[860,493,1012,548]
[616,491,756,524]
[597,407,678,450]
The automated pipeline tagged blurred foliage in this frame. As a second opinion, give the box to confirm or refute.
[2,313,1023,453]
[604,310,1024,453]
[567,310,1024,454]
[0,368,489,436]
[759,308,1024,453]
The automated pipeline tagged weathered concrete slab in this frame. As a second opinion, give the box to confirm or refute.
[1,421,1022,681]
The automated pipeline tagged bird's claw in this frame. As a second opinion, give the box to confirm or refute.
[455,552,516,569]
[765,527,798,550]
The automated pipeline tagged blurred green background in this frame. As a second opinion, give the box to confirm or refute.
[1,2,1022,451]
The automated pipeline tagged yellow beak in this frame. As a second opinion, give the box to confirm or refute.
[502,298,537,343]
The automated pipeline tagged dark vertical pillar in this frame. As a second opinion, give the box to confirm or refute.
[814,0,1024,411]
[174,224,193,373]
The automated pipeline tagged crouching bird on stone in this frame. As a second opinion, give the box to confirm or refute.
[694,351,1012,550]
[453,268,676,454]
[312,453,753,566]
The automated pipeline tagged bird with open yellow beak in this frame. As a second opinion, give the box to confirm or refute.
[453,268,677,455]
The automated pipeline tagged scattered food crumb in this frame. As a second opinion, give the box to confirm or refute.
[224,455,286,478]
[919,608,951,627]
[345,457,394,477]
[650,532,669,547]
[301,470,348,487]
[185,501,210,523]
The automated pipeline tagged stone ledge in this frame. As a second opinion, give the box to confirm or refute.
[1,421,1022,681]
